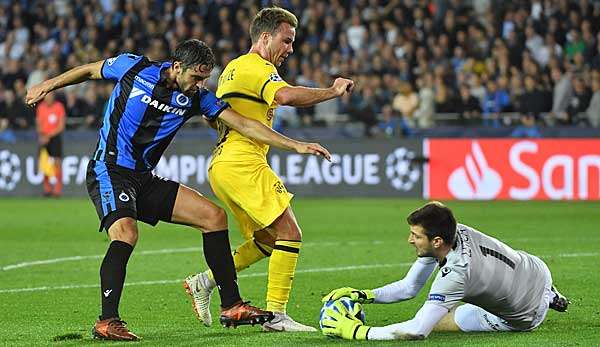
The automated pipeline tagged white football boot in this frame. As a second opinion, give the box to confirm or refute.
[262,312,318,332]
[184,272,216,326]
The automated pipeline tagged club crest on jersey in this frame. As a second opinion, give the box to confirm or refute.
[269,72,283,82]
[118,191,130,202]
[175,93,190,106]
[428,294,446,302]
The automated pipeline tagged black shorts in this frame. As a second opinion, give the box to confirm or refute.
[45,134,63,157]
[86,160,179,232]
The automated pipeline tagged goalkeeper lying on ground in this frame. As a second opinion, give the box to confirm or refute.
[320,202,570,340]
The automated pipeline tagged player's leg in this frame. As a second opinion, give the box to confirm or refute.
[93,217,140,341]
[40,146,52,196]
[209,164,274,276]
[52,157,62,196]
[47,134,63,197]
[186,215,273,326]
[262,207,318,332]
[449,304,514,332]
[86,161,140,341]
[432,307,461,332]
[188,166,276,325]
[144,181,273,327]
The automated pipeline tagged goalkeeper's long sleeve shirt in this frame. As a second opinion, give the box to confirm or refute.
[372,257,437,303]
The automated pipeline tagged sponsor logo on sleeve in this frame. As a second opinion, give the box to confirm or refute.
[428,294,446,302]
[441,267,452,277]
[106,57,117,66]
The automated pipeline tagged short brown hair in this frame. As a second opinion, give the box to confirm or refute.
[250,7,298,43]
[407,201,457,245]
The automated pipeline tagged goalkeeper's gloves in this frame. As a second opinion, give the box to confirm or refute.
[321,301,371,340]
[322,287,375,304]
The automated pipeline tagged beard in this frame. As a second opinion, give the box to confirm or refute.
[416,248,436,258]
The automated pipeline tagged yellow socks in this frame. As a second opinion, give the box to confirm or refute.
[266,240,301,312]
[207,239,272,283]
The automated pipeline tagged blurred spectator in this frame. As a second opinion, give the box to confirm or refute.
[2,89,34,129]
[414,74,435,128]
[519,75,549,119]
[64,91,90,129]
[377,105,404,137]
[562,76,592,125]
[347,12,367,52]
[274,105,300,130]
[566,29,586,60]
[348,88,378,137]
[549,67,573,125]
[433,75,453,112]
[314,71,339,126]
[392,81,418,128]
[585,77,600,127]
[454,83,481,125]
[511,113,542,138]
[0,116,15,143]
[26,60,47,91]
[481,80,510,127]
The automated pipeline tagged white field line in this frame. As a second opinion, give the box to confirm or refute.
[0,262,411,294]
[1,241,385,271]
[0,251,598,294]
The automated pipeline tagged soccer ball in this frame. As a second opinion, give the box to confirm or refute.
[319,297,365,331]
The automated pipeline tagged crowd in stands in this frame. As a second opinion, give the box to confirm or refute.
[1,0,600,141]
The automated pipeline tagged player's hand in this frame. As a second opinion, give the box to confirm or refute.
[25,82,50,107]
[331,77,354,96]
[322,287,375,304]
[38,135,49,145]
[321,301,370,340]
[294,142,331,161]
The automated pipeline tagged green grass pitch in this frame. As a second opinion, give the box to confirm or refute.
[1,198,599,346]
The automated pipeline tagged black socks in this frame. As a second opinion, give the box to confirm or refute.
[99,240,134,320]
[202,230,241,308]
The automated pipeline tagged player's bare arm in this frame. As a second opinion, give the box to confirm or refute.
[219,108,331,160]
[274,77,354,107]
[25,60,104,106]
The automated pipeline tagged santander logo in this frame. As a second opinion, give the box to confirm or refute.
[448,142,502,199]
[427,139,600,201]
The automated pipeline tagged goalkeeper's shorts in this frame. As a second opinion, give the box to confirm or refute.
[208,161,293,240]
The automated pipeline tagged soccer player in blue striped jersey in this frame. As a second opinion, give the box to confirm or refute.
[26,39,331,341]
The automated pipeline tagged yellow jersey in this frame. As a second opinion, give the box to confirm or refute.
[210,53,289,167]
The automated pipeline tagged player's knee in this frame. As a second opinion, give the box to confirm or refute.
[108,217,138,246]
[202,206,227,232]
[274,217,302,241]
[254,229,276,248]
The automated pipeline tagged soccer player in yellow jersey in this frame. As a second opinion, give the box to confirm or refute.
[184,7,354,332]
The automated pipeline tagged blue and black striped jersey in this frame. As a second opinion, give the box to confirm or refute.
[93,53,228,171]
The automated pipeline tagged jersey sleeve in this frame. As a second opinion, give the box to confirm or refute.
[101,53,143,81]
[198,88,230,121]
[373,257,437,303]
[259,66,289,106]
[426,265,465,311]
[367,302,448,340]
